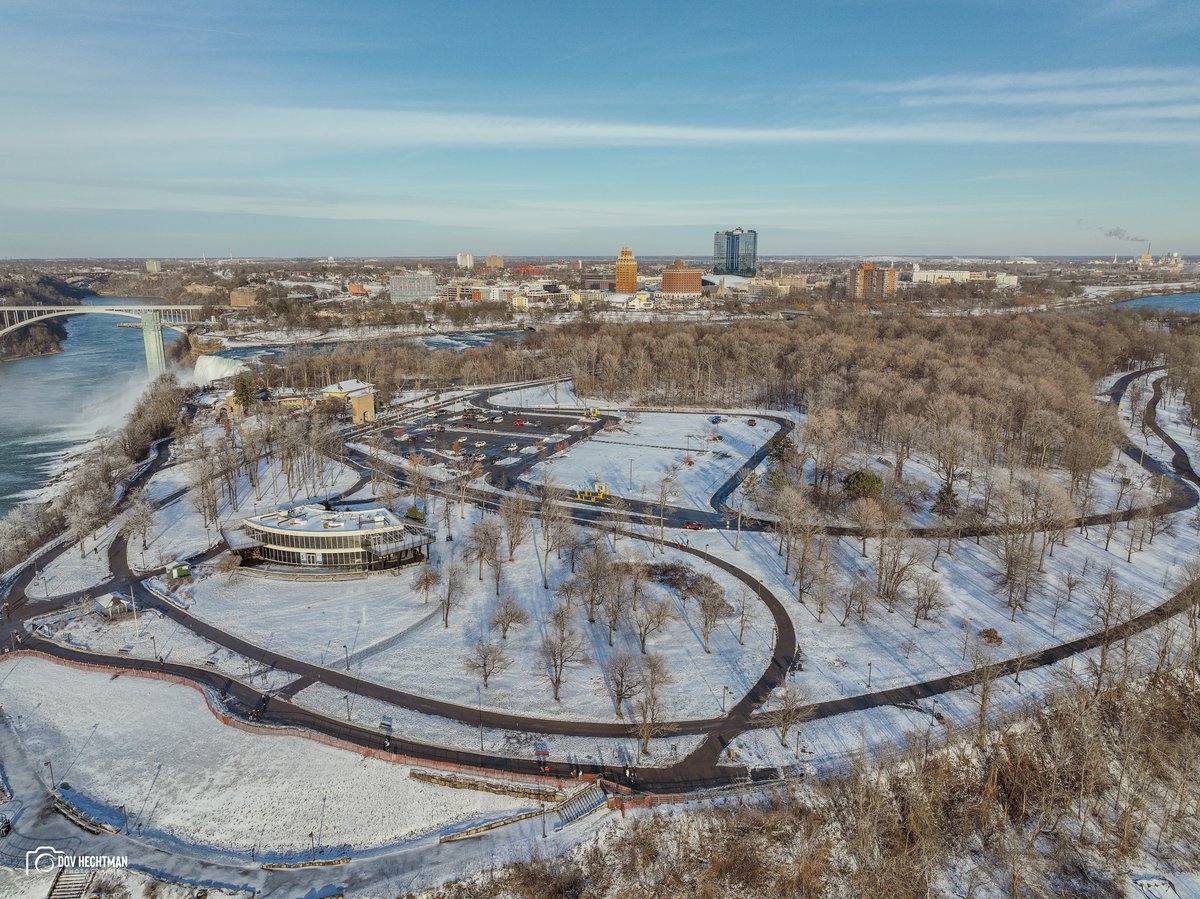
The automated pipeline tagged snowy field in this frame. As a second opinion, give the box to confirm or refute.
[180,517,774,725]
[32,512,123,597]
[292,680,705,767]
[522,411,778,511]
[661,372,1200,713]
[0,657,533,857]
[182,569,440,670]
[44,606,296,692]
[726,615,1181,778]
[137,445,362,567]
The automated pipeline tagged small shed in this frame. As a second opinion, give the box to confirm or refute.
[95,594,131,619]
[167,562,192,580]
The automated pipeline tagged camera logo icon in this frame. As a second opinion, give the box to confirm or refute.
[25,846,67,874]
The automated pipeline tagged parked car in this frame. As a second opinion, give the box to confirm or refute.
[504,443,519,452]
[473,441,487,448]
[683,521,705,531]
[513,418,527,426]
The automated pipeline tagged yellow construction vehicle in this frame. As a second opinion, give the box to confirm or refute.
[575,481,611,503]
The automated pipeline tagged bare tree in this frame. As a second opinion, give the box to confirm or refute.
[441,557,465,628]
[123,490,156,552]
[630,594,675,654]
[540,604,589,701]
[910,573,946,627]
[602,650,642,719]
[497,494,533,562]
[695,582,733,653]
[466,517,501,582]
[412,565,442,605]
[764,684,811,746]
[489,594,529,639]
[464,640,510,688]
[634,652,673,754]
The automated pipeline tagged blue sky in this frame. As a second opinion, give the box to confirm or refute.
[1,0,1198,257]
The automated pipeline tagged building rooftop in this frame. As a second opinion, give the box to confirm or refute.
[245,504,405,534]
[321,379,376,397]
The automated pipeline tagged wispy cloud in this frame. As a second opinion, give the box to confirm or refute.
[10,102,1200,159]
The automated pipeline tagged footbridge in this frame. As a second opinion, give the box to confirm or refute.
[0,304,204,377]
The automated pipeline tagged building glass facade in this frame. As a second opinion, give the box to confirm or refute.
[713,228,757,277]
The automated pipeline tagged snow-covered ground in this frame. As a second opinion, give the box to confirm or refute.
[136,444,361,568]
[522,412,778,512]
[0,656,534,857]
[32,513,123,597]
[291,680,704,768]
[181,515,773,725]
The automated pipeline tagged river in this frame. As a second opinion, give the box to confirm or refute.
[1116,292,1200,313]
[0,305,523,515]
[0,297,181,514]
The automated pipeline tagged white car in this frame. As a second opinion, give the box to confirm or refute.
[473,440,487,448]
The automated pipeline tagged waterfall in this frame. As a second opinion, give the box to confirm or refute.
[191,354,249,385]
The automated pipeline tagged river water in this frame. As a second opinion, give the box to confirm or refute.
[0,297,179,513]
[1116,292,1200,313]
[0,301,523,514]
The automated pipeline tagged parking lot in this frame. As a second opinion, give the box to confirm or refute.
[358,398,611,489]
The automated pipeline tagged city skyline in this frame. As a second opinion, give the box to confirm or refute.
[2,0,1198,257]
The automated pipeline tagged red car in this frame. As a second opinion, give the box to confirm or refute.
[683,521,705,531]
[513,418,527,426]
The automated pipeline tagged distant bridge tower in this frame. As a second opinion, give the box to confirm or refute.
[141,311,167,378]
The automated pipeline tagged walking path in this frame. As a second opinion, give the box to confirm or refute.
[2,368,1196,793]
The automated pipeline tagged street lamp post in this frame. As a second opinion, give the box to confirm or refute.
[541,802,547,838]
[867,661,873,689]
[44,759,55,791]
[343,694,352,721]
[721,685,730,712]
[342,644,350,670]
[309,831,316,860]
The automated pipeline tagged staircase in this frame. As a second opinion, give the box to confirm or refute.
[47,869,94,899]
[554,783,607,829]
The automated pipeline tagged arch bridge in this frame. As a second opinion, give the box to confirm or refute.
[0,304,205,377]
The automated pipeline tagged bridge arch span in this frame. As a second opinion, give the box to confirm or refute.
[0,304,204,377]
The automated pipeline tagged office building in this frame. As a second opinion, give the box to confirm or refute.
[389,271,438,303]
[456,253,475,269]
[847,263,897,301]
[660,260,703,298]
[485,255,505,269]
[713,228,757,277]
[615,247,638,293]
[145,260,162,274]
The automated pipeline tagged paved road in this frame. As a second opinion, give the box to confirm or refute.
[3,368,1197,794]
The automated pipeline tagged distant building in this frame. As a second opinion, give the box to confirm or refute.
[847,263,897,301]
[583,276,617,292]
[347,283,369,297]
[615,247,638,294]
[321,378,378,424]
[456,253,475,269]
[510,263,545,277]
[485,255,505,269]
[777,274,811,294]
[229,287,259,307]
[145,260,162,274]
[713,228,757,277]
[225,505,433,572]
[911,265,1019,290]
[389,271,438,303]
[659,260,703,298]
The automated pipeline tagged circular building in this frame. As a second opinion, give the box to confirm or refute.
[223,505,433,572]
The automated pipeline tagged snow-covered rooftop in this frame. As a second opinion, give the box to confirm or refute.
[244,504,404,534]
